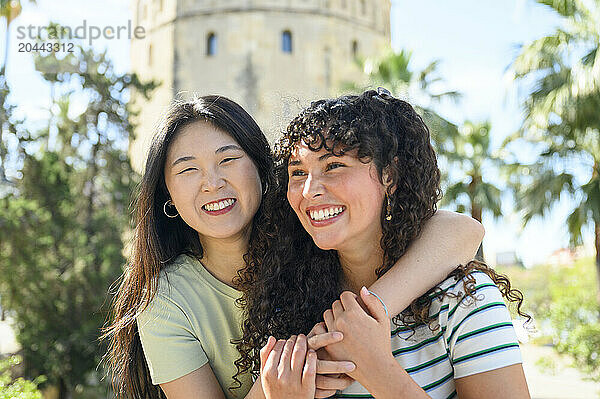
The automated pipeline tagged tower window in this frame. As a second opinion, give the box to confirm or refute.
[341,0,347,8]
[360,0,366,14]
[207,32,217,56]
[148,44,153,66]
[282,30,293,53]
[351,40,358,58]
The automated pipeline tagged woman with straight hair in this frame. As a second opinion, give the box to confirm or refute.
[102,94,485,399]
[240,89,531,399]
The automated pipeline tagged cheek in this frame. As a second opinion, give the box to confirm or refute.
[286,180,304,214]
[237,161,262,203]
[164,175,187,205]
[338,171,385,213]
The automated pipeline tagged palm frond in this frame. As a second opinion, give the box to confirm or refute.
[537,0,578,17]
[516,169,575,225]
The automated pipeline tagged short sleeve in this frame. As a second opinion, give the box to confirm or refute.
[137,292,209,384]
[443,272,522,379]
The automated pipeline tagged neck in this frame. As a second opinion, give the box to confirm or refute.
[338,235,384,294]
[197,228,251,289]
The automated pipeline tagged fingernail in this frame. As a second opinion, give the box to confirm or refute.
[344,362,356,371]
[333,332,343,340]
[361,286,369,295]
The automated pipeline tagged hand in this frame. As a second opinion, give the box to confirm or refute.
[260,335,316,399]
[307,323,356,398]
[323,287,393,385]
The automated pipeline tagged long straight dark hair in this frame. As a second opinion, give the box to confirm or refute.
[101,95,275,398]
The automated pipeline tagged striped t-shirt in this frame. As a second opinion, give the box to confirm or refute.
[335,271,522,399]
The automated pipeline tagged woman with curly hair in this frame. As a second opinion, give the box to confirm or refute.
[239,89,531,398]
[102,95,485,399]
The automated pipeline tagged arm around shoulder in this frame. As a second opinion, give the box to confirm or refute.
[367,209,485,316]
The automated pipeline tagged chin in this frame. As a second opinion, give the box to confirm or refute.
[310,234,343,251]
[202,223,247,239]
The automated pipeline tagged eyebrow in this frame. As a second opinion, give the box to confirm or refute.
[171,145,243,167]
[172,156,196,167]
[288,152,335,167]
[215,144,243,154]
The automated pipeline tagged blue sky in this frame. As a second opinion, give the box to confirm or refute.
[1,0,594,266]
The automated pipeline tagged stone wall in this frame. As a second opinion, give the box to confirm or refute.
[130,0,391,170]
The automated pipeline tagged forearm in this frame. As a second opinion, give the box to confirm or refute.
[361,358,430,399]
[368,210,484,316]
[244,377,266,399]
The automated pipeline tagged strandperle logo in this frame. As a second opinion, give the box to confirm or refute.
[16,20,146,45]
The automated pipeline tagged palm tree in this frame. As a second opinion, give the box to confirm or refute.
[344,48,462,154]
[442,120,503,261]
[508,0,600,301]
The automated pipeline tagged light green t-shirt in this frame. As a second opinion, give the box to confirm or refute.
[136,254,253,398]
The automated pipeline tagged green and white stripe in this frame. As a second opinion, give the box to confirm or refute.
[334,273,522,398]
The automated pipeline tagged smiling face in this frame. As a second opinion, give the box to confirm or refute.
[286,142,387,252]
[164,121,262,242]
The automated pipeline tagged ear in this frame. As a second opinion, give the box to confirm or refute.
[382,158,398,194]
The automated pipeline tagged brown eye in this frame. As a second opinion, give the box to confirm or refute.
[220,156,242,165]
[290,170,306,177]
[178,167,196,174]
[325,162,345,171]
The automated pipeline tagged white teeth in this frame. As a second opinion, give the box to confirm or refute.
[204,199,234,212]
[309,206,344,221]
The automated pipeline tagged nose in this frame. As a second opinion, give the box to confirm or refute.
[201,168,226,192]
[302,173,323,199]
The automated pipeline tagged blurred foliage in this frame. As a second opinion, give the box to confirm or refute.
[0,44,155,398]
[506,0,600,295]
[498,257,600,381]
[441,120,507,260]
[0,0,36,183]
[342,48,461,172]
[0,355,44,399]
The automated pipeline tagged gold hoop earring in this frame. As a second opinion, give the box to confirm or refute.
[385,194,392,221]
[163,199,179,218]
[262,181,269,196]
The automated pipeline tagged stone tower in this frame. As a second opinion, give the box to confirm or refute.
[130,0,391,170]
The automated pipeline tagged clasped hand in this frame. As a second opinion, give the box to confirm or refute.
[259,287,392,399]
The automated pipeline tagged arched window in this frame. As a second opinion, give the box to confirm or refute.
[341,0,347,8]
[206,32,217,56]
[360,0,366,14]
[351,40,358,58]
[282,30,292,53]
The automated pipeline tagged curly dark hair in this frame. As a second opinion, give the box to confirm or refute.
[234,89,530,381]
